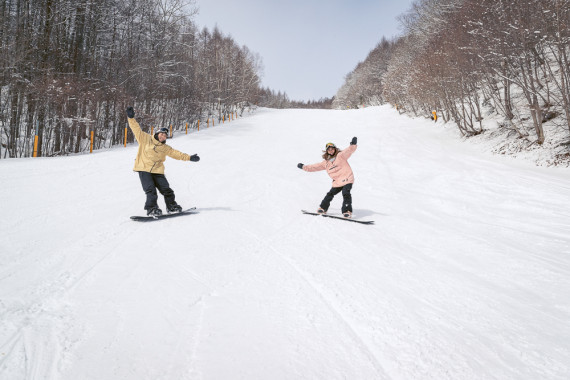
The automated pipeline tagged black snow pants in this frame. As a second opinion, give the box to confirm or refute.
[320,183,353,213]
[138,171,178,211]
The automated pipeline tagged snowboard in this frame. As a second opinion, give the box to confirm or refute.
[130,207,197,222]
[301,210,374,225]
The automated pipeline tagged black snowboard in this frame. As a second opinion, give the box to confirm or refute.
[301,210,374,225]
[131,207,198,222]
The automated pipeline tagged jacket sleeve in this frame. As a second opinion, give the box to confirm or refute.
[338,144,357,160]
[166,146,191,161]
[303,161,327,172]
[127,118,149,144]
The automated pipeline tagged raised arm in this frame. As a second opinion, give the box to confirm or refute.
[126,107,148,144]
[338,137,357,159]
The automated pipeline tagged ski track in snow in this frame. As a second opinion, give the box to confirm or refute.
[247,229,391,379]
[1,106,569,379]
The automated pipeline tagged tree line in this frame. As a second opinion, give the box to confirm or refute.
[257,87,333,109]
[333,0,570,146]
[0,0,264,158]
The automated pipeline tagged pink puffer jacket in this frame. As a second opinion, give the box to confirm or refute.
[303,144,357,187]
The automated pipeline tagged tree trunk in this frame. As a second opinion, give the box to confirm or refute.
[8,88,20,157]
[37,105,45,157]
[504,76,514,120]
[531,93,545,144]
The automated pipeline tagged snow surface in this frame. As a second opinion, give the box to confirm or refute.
[1,106,569,380]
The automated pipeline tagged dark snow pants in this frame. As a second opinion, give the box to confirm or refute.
[320,183,353,213]
[138,171,177,210]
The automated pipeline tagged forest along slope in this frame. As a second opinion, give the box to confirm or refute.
[0,106,569,380]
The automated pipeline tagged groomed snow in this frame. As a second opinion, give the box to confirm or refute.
[1,106,569,379]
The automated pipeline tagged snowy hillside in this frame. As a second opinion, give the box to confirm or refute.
[1,106,569,380]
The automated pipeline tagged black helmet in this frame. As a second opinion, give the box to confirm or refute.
[154,127,169,141]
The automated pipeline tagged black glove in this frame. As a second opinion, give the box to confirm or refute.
[126,107,135,119]
[297,163,304,169]
[190,154,200,162]
[350,136,357,145]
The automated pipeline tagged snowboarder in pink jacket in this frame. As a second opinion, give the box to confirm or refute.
[298,137,357,218]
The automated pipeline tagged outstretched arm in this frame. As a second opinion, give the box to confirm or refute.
[302,161,327,172]
[166,146,191,161]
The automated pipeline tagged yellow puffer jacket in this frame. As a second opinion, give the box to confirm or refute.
[128,118,190,174]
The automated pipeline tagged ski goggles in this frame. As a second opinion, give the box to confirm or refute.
[156,127,169,135]
[325,143,336,149]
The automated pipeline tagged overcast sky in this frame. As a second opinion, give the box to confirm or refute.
[193,0,415,101]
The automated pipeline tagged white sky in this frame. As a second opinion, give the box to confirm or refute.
[193,0,415,101]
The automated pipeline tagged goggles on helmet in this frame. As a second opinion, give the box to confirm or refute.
[325,143,336,149]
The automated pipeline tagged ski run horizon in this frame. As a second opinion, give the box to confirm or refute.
[1,106,569,379]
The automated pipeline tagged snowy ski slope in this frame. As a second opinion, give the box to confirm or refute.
[1,106,569,379]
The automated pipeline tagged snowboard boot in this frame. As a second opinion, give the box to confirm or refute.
[343,211,352,219]
[147,207,163,217]
[167,204,183,214]
[317,207,326,214]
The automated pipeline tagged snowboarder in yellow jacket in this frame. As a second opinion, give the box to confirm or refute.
[126,107,200,216]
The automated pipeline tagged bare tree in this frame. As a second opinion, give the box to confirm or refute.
[0,0,265,158]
